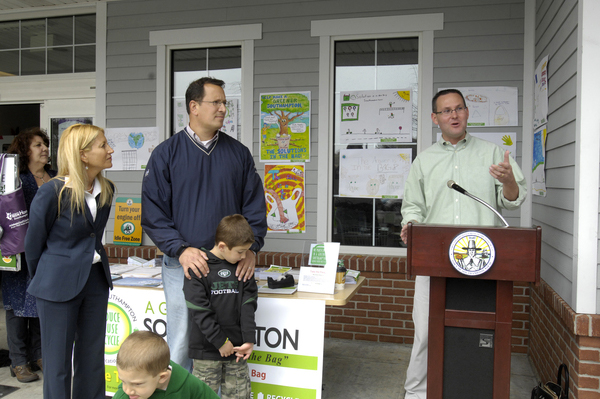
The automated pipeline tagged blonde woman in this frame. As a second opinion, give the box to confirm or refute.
[25,124,114,399]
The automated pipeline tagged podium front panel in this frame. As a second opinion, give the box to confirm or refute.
[443,326,494,398]
[445,278,496,312]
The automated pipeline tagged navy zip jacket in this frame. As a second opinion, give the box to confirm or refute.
[184,250,258,361]
[141,130,267,256]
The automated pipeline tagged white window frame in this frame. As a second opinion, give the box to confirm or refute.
[149,24,262,150]
[311,14,443,256]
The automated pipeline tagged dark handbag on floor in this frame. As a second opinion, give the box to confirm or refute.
[531,363,569,399]
[0,153,29,257]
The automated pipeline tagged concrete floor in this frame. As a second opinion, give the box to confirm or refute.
[0,307,539,398]
[322,338,539,399]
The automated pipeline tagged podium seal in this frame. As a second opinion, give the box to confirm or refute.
[448,231,496,276]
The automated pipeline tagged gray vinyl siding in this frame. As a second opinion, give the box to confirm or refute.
[532,0,578,307]
[432,2,525,227]
[103,0,526,252]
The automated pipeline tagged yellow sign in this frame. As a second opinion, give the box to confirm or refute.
[113,197,142,246]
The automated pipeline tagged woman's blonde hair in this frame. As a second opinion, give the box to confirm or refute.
[56,124,114,216]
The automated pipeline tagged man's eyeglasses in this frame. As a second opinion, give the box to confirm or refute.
[434,106,468,116]
[198,100,228,108]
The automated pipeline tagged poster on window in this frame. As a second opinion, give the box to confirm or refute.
[104,127,160,171]
[172,98,239,140]
[442,86,518,127]
[534,56,549,130]
[339,89,413,143]
[260,92,311,162]
[532,125,547,197]
[264,163,305,233]
[338,148,412,198]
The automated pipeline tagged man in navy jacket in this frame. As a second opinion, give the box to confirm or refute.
[142,77,267,372]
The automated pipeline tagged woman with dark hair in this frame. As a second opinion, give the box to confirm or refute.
[3,128,56,382]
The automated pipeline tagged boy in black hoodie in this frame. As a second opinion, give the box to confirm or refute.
[183,214,257,399]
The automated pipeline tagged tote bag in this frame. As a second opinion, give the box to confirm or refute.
[0,153,29,256]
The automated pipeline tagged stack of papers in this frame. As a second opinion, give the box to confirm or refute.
[128,256,156,267]
[345,270,360,284]
[110,264,138,275]
[109,263,162,287]
[258,284,298,295]
[121,267,162,278]
[113,277,162,287]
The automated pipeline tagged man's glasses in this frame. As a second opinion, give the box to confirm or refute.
[434,106,468,116]
[198,100,228,108]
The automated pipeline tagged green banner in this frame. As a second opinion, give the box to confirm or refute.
[248,350,318,370]
[105,365,120,393]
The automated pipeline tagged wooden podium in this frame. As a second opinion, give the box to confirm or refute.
[406,223,541,399]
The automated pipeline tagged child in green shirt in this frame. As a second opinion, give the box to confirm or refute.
[114,331,219,399]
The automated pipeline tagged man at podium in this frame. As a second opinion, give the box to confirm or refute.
[399,89,527,399]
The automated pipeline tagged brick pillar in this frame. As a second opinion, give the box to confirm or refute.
[530,280,600,398]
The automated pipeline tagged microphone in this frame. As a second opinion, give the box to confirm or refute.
[447,180,509,227]
[446,180,467,195]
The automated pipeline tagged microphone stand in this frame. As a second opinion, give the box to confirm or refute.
[447,180,510,227]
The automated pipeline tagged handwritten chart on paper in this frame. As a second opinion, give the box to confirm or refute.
[446,87,518,127]
[339,148,412,198]
[339,89,413,143]
[104,127,160,171]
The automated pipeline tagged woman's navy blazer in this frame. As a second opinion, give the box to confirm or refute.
[25,178,114,302]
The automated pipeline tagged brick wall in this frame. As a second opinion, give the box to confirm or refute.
[106,244,158,264]
[530,280,600,399]
[105,245,531,353]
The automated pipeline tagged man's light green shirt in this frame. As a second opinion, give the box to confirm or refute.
[401,133,527,227]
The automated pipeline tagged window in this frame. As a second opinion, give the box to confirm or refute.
[0,14,95,76]
[311,13,442,254]
[332,38,418,248]
[170,47,241,138]
[150,23,260,148]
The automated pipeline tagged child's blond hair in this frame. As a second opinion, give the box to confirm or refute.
[116,331,170,376]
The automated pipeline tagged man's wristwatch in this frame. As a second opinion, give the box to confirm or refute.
[176,245,189,258]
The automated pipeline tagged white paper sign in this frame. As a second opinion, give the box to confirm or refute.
[444,87,519,127]
[339,148,412,198]
[534,56,549,130]
[104,127,160,171]
[339,89,413,143]
[250,297,325,399]
[298,242,339,294]
[105,289,328,398]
